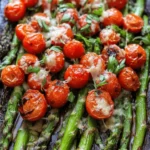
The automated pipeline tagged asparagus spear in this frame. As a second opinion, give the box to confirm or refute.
[59,87,88,150]
[133,0,145,17]
[78,116,96,150]
[0,34,20,70]
[0,86,23,149]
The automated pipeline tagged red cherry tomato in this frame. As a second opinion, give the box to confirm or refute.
[22,0,38,7]
[123,14,144,33]
[45,49,65,73]
[19,89,47,121]
[100,28,120,45]
[64,64,90,89]
[63,40,85,59]
[118,67,140,91]
[77,14,100,36]
[107,0,127,10]
[42,0,58,11]
[101,44,125,63]
[80,52,106,77]
[45,80,70,108]
[28,68,51,90]
[56,8,78,26]
[4,1,26,22]
[86,89,114,119]
[15,24,36,41]
[23,33,46,54]
[98,72,121,99]
[102,8,123,27]
[1,65,25,87]
[125,44,146,69]
[50,23,74,47]
[17,53,39,74]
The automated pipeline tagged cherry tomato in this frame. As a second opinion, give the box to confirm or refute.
[50,23,74,47]
[99,28,120,45]
[19,89,47,121]
[28,68,51,90]
[80,52,106,77]
[30,13,50,31]
[22,0,38,7]
[125,44,146,69]
[118,67,140,91]
[102,8,123,27]
[56,8,78,26]
[23,33,46,54]
[77,14,100,36]
[15,24,36,41]
[123,14,144,33]
[4,1,26,22]
[64,64,90,89]
[63,40,85,59]
[86,89,114,119]
[42,0,58,11]
[107,0,127,10]
[45,49,65,73]
[1,65,25,87]
[45,80,70,108]
[101,44,125,63]
[98,72,121,99]
[18,53,39,74]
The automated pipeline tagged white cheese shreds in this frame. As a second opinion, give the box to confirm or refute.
[46,51,57,67]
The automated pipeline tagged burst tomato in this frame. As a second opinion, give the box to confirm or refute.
[17,53,39,74]
[86,89,114,119]
[22,0,38,7]
[64,64,90,89]
[123,13,144,33]
[45,49,65,73]
[125,44,146,69]
[23,33,46,54]
[19,89,47,121]
[42,0,58,11]
[15,24,36,41]
[100,28,120,45]
[1,65,25,87]
[98,72,121,99]
[45,80,70,108]
[63,40,85,59]
[4,1,26,22]
[107,0,127,10]
[118,67,140,91]
[102,8,123,27]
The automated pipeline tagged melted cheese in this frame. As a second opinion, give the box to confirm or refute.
[46,51,57,68]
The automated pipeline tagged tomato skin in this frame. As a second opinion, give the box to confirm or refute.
[102,8,123,27]
[64,64,90,89]
[18,53,39,74]
[107,0,127,10]
[77,14,100,36]
[45,80,70,108]
[118,67,140,91]
[86,89,114,119]
[22,0,38,7]
[42,0,58,11]
[125,44,146,69]
[1,65,25,87]
[98,72,121,99]
[23,33,46,54]
[28,69,51,90]
[100,29,120,45]
[101,44,125,63]
[15,24,36,41]
[123,14,144,33]
[63,40,85,59]
[19,89,47,121]
[45,49,65,73]
[56,8,78,26]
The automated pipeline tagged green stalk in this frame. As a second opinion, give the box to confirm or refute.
[78,116,96,150]
[133,0,145,17]
[0,86,23,149]
[119,95,132,150]
[95,131,104,149]
[0,34,20,70]
[59,87,88,150]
